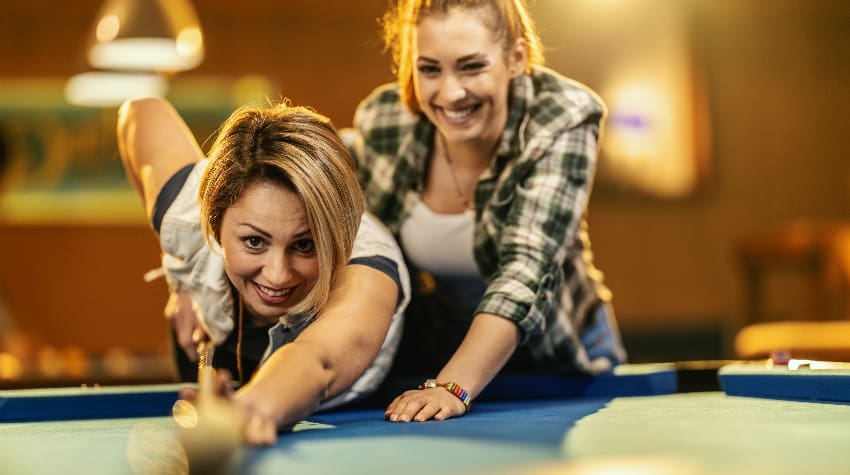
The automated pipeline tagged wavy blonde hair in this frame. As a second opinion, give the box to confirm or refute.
[198,102,364,319]
[382,0,545,114]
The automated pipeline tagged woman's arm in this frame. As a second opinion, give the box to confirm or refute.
[385,121,602,422]
[117,97,204,218]
[233,263,398,444]
[117,97,209,362]
[385,313,519,421]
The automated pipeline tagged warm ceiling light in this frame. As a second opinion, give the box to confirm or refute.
[64,71,169,107]
[86,0,204,73]
[96,14,121,42]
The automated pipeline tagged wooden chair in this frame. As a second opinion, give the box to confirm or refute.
[734,221,850,361]
[735,320,850,361]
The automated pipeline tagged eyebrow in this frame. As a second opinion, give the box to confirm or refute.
[239,223,312,240]
[417,53,487,65]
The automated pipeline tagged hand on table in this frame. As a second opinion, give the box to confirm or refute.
[384,386,467,423]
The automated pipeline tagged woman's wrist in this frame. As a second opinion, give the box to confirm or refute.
[418,379,472,411]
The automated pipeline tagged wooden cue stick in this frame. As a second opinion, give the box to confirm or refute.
[196,340,216,400]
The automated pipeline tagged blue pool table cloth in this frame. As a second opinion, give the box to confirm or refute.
[2,363,849,475]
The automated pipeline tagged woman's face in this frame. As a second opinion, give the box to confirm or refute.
[219,180,320,324]
[412,8,523,148]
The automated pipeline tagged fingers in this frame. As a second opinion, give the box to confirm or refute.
[384,388,465,423]
[179,370,232,404]
[232,389,280,446]
[176,372,278,447]
[164,292,201,361]
[214,369,235,396]
[178,384,198,402]
[241,413,278,446]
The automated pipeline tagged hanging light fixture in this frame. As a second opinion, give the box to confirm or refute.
[64,71,169,108]
[87,0,205,73]
[64,0,204,107]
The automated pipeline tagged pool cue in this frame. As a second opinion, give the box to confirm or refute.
[196,338,216,400]
[180,338,242,474]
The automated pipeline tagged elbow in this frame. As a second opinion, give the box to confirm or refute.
[116,97,151,152]
[318,337,378,403]
[117,97,166,133]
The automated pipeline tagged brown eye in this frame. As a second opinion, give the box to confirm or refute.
[243,236,264,250]
[291,239,315,255]
[461,61,486,72]
[417,64,440,75]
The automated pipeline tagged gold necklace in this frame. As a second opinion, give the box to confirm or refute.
[440,137,472,209]
[236,294,245,385]
[235,295,314,385]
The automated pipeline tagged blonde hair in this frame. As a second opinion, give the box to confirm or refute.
[198,102,364,319]
[382,0,545,114]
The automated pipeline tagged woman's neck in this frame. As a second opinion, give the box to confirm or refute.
[440,134,498,170]
[421,133,495,214]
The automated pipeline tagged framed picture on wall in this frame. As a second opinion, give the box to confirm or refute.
[0,76,272,224]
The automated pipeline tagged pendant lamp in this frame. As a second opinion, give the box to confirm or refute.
[65,0,203,107]
[64,71,169,108]
[86,0,204,73]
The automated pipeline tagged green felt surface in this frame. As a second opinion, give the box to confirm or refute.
[0,417,180,475]
[0,408,569,475]
[4,385,849,474]
[563,392,850,475]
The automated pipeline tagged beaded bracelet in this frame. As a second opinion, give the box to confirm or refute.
[418,379,472,411]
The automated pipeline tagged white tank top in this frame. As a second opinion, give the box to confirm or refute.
[399,199,478,276]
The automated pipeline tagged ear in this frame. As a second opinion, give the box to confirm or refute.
[507,37,529,78]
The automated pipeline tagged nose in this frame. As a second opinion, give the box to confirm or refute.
[440,73,466,103]
[263,251,293,287]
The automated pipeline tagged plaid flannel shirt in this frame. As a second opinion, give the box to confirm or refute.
[345,67,625,373]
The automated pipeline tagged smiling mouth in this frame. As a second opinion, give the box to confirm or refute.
[254,282,293,303]
[441,104,480,121]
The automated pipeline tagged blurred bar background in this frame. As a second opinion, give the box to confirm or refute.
[0,0,848,386]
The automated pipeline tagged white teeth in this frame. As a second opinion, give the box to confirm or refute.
[258,284,290,298]
[444,106,474,119]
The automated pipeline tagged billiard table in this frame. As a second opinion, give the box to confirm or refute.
[1,363,848,475]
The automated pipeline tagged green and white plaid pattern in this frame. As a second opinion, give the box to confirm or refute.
[345,67,626,374]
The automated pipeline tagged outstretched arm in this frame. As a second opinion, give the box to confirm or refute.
[231,263,399,444]
[385,120,606,422]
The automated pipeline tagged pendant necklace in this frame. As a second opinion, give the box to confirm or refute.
[440,137,472,210]
[235,294,314,385]
[236,294,245,385]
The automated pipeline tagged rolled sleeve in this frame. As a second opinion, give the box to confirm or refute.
[475,121,600,342]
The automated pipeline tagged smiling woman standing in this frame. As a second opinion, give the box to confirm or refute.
[118,97,409,444]
[344,0,627,423]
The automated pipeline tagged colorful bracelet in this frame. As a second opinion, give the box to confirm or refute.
[418,379,472,411]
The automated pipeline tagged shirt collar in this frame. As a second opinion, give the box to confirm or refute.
[396,116,435,189]
[496,73,531,160]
